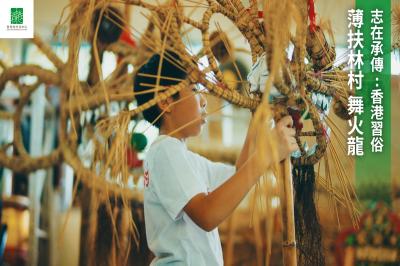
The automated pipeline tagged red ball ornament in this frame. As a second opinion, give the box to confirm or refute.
[127,148,143,168]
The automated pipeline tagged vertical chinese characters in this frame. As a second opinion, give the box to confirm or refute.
[370,9,384,153]
[347,9,365,156]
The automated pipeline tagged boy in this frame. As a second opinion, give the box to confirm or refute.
[134,51,297,265]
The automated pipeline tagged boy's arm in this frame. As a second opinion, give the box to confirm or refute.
[184,154,265,232]
[184,116,297,232]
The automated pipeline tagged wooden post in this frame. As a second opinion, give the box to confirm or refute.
[28,85,46,266]
[224,211,238,266]
[281,158,297,266]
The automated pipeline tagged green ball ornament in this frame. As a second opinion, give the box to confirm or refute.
[131,133,147,152]
[345,235,356,246]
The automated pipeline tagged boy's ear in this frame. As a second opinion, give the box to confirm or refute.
[157,97,173,113]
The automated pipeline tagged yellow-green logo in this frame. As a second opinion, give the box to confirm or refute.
[11,8,23,25]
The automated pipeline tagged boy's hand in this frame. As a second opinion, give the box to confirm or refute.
[273,115,298,162]
[247,115,298,175]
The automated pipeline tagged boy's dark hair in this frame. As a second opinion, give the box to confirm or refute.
[210,31,232,63]
[93,7,123,44]
[134,51,187,128]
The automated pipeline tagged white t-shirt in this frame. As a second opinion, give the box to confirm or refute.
[143,135,235,266]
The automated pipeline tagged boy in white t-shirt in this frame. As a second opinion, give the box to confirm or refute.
[134,51,297,266]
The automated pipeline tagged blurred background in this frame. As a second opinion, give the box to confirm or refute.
[0,0,400,265]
